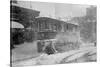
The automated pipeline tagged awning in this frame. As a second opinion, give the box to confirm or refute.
[11,21,24,28]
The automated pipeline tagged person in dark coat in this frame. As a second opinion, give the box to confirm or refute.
[43,41,55,55]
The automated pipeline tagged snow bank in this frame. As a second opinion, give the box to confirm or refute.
[12,46,96,67]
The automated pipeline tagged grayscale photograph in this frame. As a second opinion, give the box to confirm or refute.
[10,0,97,67]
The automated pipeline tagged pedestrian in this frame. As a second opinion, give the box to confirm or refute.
[43,40,55,55]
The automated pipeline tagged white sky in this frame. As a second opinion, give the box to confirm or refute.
[17,1,91,18]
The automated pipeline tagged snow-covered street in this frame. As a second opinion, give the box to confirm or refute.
[12,45,96,67]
